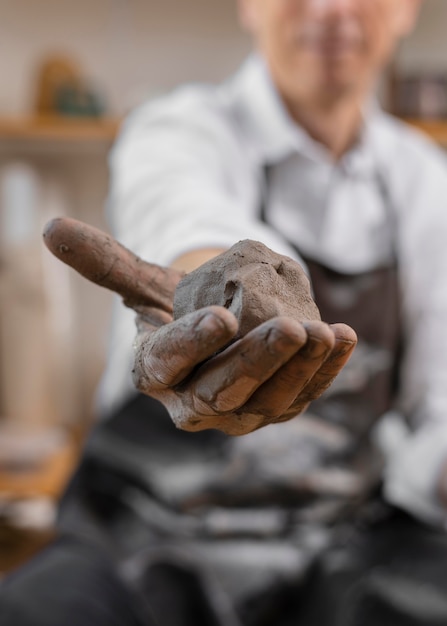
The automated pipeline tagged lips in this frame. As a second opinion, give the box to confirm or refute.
[298,23,362,56]
[318,37,358,55]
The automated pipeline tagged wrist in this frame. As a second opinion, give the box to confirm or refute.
[170,248,226,273]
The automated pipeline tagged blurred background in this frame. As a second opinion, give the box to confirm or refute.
[0,0,447,575]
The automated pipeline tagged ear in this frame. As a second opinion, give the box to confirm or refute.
[394,0,422,37]
[237,0,260,34]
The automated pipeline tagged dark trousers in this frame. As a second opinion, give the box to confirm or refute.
[0,532,236,626]
[2,395,447,626]
[0,535,148,626]
[3,510,447,626]
[298,508,447,626]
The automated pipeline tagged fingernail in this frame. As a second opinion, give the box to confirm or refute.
[335,340,357,355]
[303,336,330,358]
[264,328,298,355]
[195,312,226,334]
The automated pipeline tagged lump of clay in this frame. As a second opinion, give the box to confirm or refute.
[173,240,320,337]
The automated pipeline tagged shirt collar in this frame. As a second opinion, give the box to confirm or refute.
[227,54,310,164]
[227,53,388,178]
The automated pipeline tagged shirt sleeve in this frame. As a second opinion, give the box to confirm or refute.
[98,87,306,417]
[382,416,447,526]
[106,88,300,267]
[382,132,447,526]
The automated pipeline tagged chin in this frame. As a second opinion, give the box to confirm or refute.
[318,65,363,99]
[325,76,356,93]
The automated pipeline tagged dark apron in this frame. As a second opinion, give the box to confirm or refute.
[254,163,402,515]
[57,166,404,626]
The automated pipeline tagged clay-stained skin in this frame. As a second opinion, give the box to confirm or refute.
[43,217,180,326]
[43,220,354,435]
[174,240,321,338]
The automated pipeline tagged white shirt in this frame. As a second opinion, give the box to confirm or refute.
[100,54,447,527]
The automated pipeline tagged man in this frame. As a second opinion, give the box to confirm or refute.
[3,0,447,625]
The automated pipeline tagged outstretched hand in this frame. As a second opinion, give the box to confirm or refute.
[43,218,357,435]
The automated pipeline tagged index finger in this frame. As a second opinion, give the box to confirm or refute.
[43,217,182,313]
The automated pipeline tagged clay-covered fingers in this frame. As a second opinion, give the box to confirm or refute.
[43,217,182,318]
[191,317,308,415]
[289,322,357,413]
[242,320,336,419]
[133,306,239,393]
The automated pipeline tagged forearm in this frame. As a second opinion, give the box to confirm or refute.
[170,248,226,273]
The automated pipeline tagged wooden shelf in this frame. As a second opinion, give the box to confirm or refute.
[0,115,445,147]
[0,115,120,143]
[403,118,447,146]
[0,434,79,500]
[0,420,87,503]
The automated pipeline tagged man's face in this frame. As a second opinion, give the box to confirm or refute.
[239,0,421,107]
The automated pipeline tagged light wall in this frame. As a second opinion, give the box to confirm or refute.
[398,0,447,74]
[0,0,251,116]
[0,0,446,117]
